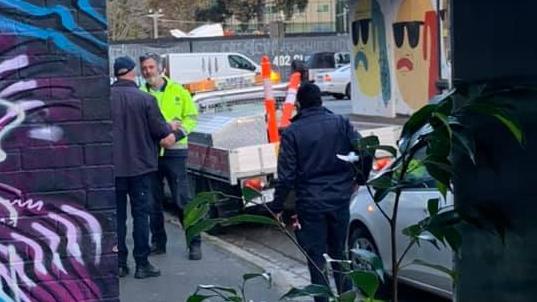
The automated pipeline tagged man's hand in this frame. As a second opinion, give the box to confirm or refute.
[290,214,302,231]
[168,120,182,132]
[160,133,176,148]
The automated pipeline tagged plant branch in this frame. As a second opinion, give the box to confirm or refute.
[365,184,391,222]
[397,240,417,269]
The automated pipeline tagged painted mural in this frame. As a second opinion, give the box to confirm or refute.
[0,1,114,301]
[350,0,446,117]
[350,0,394,117]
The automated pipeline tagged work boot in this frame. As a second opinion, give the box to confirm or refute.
[150,245,166,255]
[119,266,129,278]
[189,244,202,260]
[134,263,161,279]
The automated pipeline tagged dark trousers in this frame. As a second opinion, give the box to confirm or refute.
[116,173,152,267]
[295,206,352,302]
[150,155,201,249]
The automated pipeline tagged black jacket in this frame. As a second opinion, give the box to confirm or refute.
[272,106,371,213]
[111,79,171,177]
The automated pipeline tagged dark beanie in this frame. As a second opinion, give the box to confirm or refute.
[114,56,136,77]
[296,83,322,109]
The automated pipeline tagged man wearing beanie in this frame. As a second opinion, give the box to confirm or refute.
[111,56,179,279]
[272,83,372,302]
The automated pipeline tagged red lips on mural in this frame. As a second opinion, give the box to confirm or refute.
[397,58,414,71]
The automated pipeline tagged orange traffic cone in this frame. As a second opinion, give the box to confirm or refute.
[280,72,301,128]
[261,55,279,143]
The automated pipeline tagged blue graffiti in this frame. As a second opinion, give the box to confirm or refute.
[0,16,105,66]
[77,0,106,25]
[355,51,369,71]
[0,0,106,48]
[371,0,391,106]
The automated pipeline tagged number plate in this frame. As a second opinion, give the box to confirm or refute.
[246,188,275,207]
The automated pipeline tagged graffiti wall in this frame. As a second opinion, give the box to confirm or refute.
[350,0,450,117]
[0,1,117,302]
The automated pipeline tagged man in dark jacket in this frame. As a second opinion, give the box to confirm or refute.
[272,83,372,302]
[111,56,179,279]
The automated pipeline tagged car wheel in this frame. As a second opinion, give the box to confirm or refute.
[348,225,379,271]
[345,84,351,100]
[348,225,389,297]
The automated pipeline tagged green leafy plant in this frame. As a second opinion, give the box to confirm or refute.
[349,85,525,302]
[184,85,526,302]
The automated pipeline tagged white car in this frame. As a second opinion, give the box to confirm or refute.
[315,65,351,100]
[348,158,453,298]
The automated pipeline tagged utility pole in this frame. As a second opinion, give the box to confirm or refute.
[146,9,164,39]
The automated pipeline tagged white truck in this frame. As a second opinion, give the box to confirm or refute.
[163,52,280,93]
[186,88,401,218]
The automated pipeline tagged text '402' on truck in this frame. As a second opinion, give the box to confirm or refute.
[185,87,402,219]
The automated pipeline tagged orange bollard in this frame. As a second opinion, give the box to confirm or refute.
[280,72,301,128]
[261,55,279,143]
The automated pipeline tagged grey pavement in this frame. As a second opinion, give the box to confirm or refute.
[119,215,283,302]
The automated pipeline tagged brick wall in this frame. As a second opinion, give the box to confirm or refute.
[0,1,117,301]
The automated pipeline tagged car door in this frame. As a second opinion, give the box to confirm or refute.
[416,192,454,294]
[331,66,350,93]
[396,157,453,294]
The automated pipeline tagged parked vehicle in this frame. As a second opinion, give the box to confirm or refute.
[348,155,453,299]
[315,65,351,100]
[163,52,280,93]
[305,51,350,82]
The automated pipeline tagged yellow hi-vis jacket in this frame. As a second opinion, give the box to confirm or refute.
[141,77,198,153]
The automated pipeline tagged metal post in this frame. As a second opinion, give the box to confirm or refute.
[146,9,164,39]
[436,0,442,83]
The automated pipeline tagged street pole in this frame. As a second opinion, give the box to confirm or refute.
[146,9,164,39]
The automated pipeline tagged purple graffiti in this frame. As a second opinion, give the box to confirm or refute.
[0,28,109,302]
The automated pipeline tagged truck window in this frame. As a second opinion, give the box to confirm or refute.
[228,55,256,71]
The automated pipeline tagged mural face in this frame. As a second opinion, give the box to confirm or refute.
[0,1,113,301]
[393,0,439,110]
[351,0,391,105]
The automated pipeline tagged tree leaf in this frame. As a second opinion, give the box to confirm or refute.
[223,214,278,227]
[280,284,334,299]
[412,259,458,282]
[402,224,421,239]
[466,103,524,144]
[493,113,524,144]
[338,290,357,302]
[183,203,210,230]
[243,272,271,282]
[350,249,385,282]
[436,181,449,199]
[243,272,272,289]
[348,271,379,298]
[428,198,440,216]
[432,112,452,139]
[423,157,452,188]
[367,145,398,158]
[367,171,395,189]
[399,104,438,151]
[198,284,238,295]
[186,219,222,246]
[184,192,220,228]
[186,294,216,302]
[452,131,476,164]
